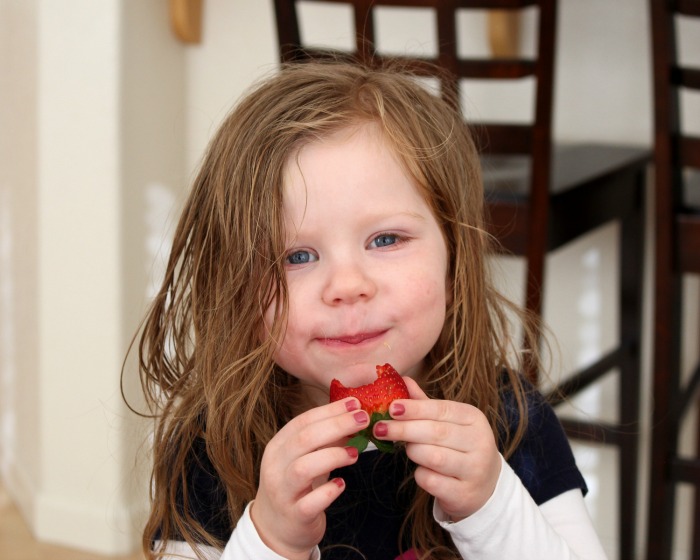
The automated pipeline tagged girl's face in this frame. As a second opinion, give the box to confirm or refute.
[265,123,449,406]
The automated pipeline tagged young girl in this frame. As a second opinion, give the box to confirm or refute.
[133,61,607,560]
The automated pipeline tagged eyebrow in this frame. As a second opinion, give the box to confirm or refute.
[366,210,428,222]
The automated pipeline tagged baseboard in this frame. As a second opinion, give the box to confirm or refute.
[3,460,144,556]
[2,460,37,531]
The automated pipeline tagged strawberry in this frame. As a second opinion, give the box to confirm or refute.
[329,363,409,453]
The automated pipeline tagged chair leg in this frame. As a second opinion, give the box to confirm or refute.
[646,280,683,560]
[694,394,700,559]
[647,432,678,560]
[616,174,645,560]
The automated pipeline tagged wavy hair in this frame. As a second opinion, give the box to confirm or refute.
[132,61,537,559]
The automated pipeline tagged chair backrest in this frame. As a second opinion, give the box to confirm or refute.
[650,0,700,273]
[273,1,557,163]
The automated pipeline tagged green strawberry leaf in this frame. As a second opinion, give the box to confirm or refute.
[347,434,369,453]
[371,437,397,453]
[370,411,391,424]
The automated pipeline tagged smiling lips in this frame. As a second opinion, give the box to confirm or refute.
[319,330,387,345]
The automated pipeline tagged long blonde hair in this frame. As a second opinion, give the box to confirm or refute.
[133,61,536,559]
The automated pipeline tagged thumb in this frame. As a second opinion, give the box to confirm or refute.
[402,376,430,400]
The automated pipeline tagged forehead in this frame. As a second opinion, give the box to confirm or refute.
[285,123,401,188]
[280,123,432,228]
[283,121,423,194]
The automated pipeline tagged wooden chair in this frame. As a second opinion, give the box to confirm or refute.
[273,2,650,558]
[647,1,700,558]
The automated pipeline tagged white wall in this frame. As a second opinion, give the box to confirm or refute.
[0,0,186,555]
[1,0,694,557]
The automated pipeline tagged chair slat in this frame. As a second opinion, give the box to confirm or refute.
[677,0,700,17]
[678,215,700,272]
[474,123,533,154]
[671,66,700,89]
[679,136,700,169]
[453,0,537,7]
[457,58,536,79]
[670,456,700,483]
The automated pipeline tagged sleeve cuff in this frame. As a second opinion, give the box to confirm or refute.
[433,454,519,547]
[224,502,321,560]
[431,456,604,559]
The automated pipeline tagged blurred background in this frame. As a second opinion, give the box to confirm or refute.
[0,1,698,559]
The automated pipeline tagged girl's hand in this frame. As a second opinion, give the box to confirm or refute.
[250,397,368,560]
[374,377,502,522]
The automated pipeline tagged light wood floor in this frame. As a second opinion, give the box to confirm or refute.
[0,483,143,560]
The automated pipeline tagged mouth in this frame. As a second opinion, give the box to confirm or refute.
[318,330,387,346]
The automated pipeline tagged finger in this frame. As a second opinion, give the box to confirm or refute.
[260,445,361,517]
[414,463,500,520]
[386,377,428,418]
[277,399,369,455]
[413,465,474,515]
[374,418,469,453]
[290,396,363,426]
[295,477,347,522]
[403,377,429,400]
[390,397,482,428]
[288,446,359,496]
[403,442,468,478]
[296,408,369,452]
[414,464,456,499]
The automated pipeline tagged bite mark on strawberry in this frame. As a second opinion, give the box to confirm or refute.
[329,363,409,453]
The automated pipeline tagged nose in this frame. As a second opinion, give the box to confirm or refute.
[321,259,377,305]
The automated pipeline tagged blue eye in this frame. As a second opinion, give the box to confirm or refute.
[370,234,398,248]
[286,250,316,265]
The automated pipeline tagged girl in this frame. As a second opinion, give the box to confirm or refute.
[133,61,607,560]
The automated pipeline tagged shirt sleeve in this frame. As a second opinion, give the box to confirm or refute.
[433,456,608,560]
[504,380,588,504]
[155,502,321,560]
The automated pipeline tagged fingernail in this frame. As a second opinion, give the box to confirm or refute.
[345,446,359,459]
[390,403,405,417]
[332,477,345,488]
[374,422,388,437]
[345,399,359,412]
[354,411,368,424]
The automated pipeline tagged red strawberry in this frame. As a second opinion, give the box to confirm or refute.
[329,363,409,453]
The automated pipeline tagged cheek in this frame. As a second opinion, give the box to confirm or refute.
[402,274,448,327]
[422,259,449,304]
[427,281,448,323]
[422,272,449,330]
